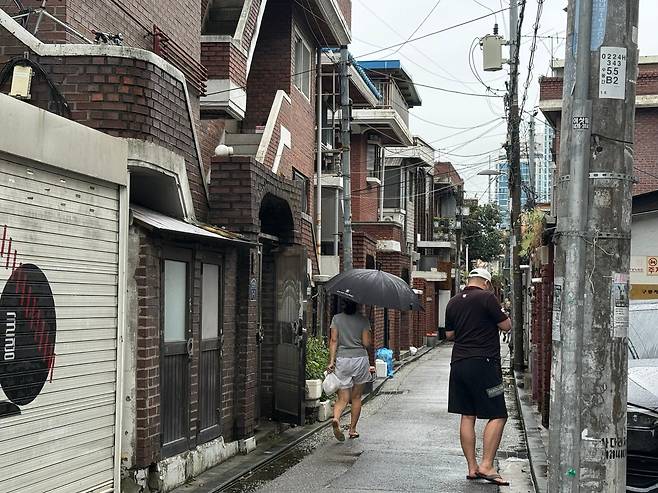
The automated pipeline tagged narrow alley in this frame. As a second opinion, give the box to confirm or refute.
[223,343,533,493]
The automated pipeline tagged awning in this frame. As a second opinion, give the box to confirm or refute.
[131,205,253,246]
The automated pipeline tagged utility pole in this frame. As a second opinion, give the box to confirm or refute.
[340,46,353,270]
[507,0,524,371]
[528,114,536,208]
[549,1,639,491]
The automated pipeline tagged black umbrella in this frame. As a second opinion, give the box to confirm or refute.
[325,269,423,311]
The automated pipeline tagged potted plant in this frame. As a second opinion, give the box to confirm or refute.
[305,336,329,401]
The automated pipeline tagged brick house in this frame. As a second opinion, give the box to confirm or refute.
[0,0,351,491]
[316,57,457,358]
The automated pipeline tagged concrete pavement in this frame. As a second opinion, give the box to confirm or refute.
[225,342,534,492]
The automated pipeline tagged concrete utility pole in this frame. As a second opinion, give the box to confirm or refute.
[528,114,536,208]
[340,46,353,270]
[507,0,524,371]
[549,1,639,491]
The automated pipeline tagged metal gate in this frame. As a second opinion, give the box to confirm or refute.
[0,157,119,492]
[273,246,306,425]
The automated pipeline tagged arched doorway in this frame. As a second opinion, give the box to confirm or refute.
[256,194,307,425]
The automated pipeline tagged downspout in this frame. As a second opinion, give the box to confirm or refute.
[334,189,340,255]
[379,147,385,221]
[316,49,323,264]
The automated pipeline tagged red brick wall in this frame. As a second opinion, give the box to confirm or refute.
[0,1,67,42]
[0,0,201,61]
[134,229,161,467]
[233,247,259,438]
[540,73,658,197]
[413,278,438,345]
[199,119,226,173]
[202,42,248,87]
[351,135,380,222]
[221,249,238,439]
[353,222,404,246]
[243,1,293,130]
[0,52,209,219]
[633,109,658,195]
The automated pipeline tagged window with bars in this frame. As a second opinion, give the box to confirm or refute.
[293,170,309,213]
[367,143,382,179]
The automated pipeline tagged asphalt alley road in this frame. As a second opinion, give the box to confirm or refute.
[226,341,533,493]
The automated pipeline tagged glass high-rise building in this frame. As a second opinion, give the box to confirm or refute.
[495,123,555,227]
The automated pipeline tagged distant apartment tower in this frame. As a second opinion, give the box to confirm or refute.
[495,157,530,228]
[495,123,554,226]
[536,123,555,204]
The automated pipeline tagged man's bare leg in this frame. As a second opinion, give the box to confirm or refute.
[460,415,478,477]
[479,418,507,481]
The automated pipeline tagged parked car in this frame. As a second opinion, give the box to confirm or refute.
[628,300,658,493]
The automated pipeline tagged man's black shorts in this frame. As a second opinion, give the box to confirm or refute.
[448,357,508,419]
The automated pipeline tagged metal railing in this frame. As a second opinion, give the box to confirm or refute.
[373,80,409,127]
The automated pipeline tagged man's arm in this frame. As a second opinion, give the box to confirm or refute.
[328,326,338,371]
[497,318,512,333]
[445,330,455,341]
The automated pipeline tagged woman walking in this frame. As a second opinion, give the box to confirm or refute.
[327,299,373,441]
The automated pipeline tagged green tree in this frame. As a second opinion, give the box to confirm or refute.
[462,203,504,263]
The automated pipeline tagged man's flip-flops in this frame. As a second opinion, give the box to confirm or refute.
[466,475,479,480]
[476,472,510,486]
[348,432,360,439]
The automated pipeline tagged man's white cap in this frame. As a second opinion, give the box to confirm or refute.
[468,268,492,282]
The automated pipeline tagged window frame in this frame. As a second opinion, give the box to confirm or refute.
[293,29,313,100]
[293,169,310,214]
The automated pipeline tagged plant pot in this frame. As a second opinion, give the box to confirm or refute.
[317,400,332,421]
[305,379,322,400]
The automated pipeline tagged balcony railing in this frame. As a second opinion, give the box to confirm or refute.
[373,80,409,127]
[433,217,459,242]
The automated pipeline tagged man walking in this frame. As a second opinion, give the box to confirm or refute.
[445,268,512,486]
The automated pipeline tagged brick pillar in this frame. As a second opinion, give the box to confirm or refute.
[134,230,161,467]
[233,247,259,438]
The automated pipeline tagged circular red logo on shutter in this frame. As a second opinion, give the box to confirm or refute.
[0,264,56,407]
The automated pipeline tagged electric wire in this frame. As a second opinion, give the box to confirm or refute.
[353,5,512,59]
[388,0,443,56]
[519,0,545,117]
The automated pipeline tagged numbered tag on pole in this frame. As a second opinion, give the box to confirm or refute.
[599,47,627,100]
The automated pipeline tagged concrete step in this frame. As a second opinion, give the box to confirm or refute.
[225,133,262,145]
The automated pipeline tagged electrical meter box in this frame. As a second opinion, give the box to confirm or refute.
[482,35,504,72]
[9,65,33,99]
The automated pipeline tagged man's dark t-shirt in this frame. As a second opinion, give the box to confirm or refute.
[445,286,508,363]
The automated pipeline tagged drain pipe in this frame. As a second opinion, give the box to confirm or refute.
[315,49,323,264]
[379,147,385,221]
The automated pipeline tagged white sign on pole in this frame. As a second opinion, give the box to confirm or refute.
[599,47,627,100]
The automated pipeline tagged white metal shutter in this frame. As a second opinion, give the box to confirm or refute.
[0,157,119,492]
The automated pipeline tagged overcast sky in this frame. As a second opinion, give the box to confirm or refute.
[350,0,658,200]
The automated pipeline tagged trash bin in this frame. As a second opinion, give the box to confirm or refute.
[425,332,438,347]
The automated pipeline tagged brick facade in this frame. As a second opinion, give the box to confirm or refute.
[134,229,161,467]
[353,222,405,246]
[0,51,209,218]
[351,134,380,222]
[539,70,658,196]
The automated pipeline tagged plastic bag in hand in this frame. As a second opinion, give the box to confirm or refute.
[322,370,341,396]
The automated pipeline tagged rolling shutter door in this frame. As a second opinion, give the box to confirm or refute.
[0,157,119,492]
